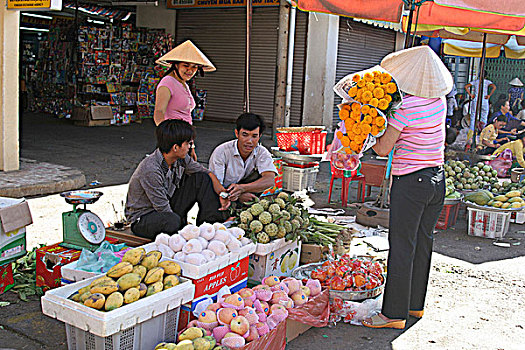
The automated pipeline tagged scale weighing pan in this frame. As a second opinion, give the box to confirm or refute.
[271,147,323,164]
[60,190,103,205]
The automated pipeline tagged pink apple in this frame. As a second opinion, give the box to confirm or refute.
[244,325,260,342]
[230,315,250,336]
[217,307,238,325]
[263,275,280,287]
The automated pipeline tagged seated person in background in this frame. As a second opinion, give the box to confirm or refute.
[477,115,509,155]
[493,131,525,168]
[125,120,229,239]
[488,100,525,138]
[209,113,277,203]
[517,100,525,120]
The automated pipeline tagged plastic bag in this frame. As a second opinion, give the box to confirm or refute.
[329,295,383,326]
[287,289,330,327]
[487,148,513,177]
[327,121,360,171]
[76,241,126,274]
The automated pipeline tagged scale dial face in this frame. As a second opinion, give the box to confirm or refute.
[77,212,106,244]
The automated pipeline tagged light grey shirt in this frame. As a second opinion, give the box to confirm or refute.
[209,140,277,188]
[125,149,209,223]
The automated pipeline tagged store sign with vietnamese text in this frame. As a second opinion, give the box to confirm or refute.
[167,0,279,9]
[7,0,62,10]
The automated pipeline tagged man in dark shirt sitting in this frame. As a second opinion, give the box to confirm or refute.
[489,99,525,140]
[125,120,229,239]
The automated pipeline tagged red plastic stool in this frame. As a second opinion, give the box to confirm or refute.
[328,162,366,207]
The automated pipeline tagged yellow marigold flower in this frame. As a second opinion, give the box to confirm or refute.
[378,98,389,110]
[351,102,361,112]
[342,103,351,111]
[340,136,350,147]
[350,141,359,152]
[366,82,375,92]
[339,109,350,120]
[373,87,385,99]
[356,89,363,100]
[363,115,373,124]
[350,110,361,121]
[336,131,344,139]
[354,134,364,144]
[364,72,374,82]
[347,131,356,139]
[349,86,358,97]
[352,74,361,83]
[380,72,392,84]
[369,108,378,117]
[357,79,366,88]
[345,147,354,154]
[361,105,371,115]
[373,71,381,78]
[352,124,361,135]
[361,91,373,103]
[375,116,386,127]
[371,125,379,136]
[345,118,354,131]
[369,98,379,108]
[384,94,392,103]
[386,82,397,94]
[373,71,382,83]
[361,124,372,135]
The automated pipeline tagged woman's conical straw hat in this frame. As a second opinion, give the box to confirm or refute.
[156,40,216,72]
[381,46,453,98]
[509,77,523,86]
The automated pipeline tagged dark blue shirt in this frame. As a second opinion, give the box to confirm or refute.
[490,111,523,131]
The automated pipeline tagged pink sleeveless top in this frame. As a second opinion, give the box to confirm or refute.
[156,75,196,124]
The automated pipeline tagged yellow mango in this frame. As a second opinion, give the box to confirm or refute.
[163,275,180,290]
[107,262,133,278]
[122,248,146,265]
[117,273,142,291]
[80,291,93,303]
[90,280,119,295]
[104,292,124,311]
[124,287,141,304]
[158,261,181,275]
[144,267,165,284]
[140,255,159,270]
[90,276,114,289]
[132,265,147,281]
[138,283,147,298]
[84,293,105,309]
[146,281,163,297]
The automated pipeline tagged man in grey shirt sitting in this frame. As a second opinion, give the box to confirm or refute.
[125,120,229,239]
[209,113,277,203]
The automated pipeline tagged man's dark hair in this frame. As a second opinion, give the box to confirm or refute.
[496,115,507,123]
[236,113,265,135]
[156,119,196,153]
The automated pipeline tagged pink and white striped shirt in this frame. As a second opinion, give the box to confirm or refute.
[388,95,446,176]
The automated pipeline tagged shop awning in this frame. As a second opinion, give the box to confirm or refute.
[443,36,525,59]
[295,1,525,31]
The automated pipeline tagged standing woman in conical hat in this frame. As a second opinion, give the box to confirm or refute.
[508,77,524,114]
[362,46,453,330]
[154,40,216,160]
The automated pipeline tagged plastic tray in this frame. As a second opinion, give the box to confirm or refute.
[41,274,194,338]
[146,242,256,280]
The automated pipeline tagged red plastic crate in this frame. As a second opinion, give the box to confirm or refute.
[435,202,460,230]
[276,131,327,154]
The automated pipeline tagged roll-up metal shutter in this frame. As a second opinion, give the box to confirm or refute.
[333,19,396,126]
[290,10,308,126]
[177,8,246,124]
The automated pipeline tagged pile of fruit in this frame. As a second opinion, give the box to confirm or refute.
[234,192,308,244]
[445,177,462,200]
[464,187,525,209]
[154,222,253,266]
[162,276,321,349]
[68,248,181,311]
[445,160,498,191]
[155,328,228,350]
[310,256,384,292]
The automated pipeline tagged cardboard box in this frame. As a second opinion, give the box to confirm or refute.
[0,197,33,264]
[36,243,82,291]
[286,319,312,342]
[300,244,329,264]
[0,261,14,295]
[249,241,301,283]
[261,158,283,197]
[72,106,113,127]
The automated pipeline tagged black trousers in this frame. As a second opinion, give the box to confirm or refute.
[382,166,445,320]
[131,172,227,239]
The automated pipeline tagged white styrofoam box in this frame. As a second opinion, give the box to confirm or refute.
[65,307,180,350]
[467,208,511,239]
[145,242,256,280]
[249,240,301,283]
[41,274,194,338]
[254,238,292,256]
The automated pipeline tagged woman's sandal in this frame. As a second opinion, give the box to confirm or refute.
[362,314,406,329]
[409,309,424,318]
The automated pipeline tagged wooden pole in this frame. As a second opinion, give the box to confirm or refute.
[472,33,487,149]
[273,0,290,133]
[244,0,252,113]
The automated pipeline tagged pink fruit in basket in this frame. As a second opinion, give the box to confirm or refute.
[270,304,288,315]
[283,278,302,295]
[207,302,222,313]
[243,297,254,308]
[300,286,311,297]
[244,325,260,342]
[271,282,289,294]
[267,309,287,330]
[238,288,256,301]
[217,307,238,325]
[196,310,218,330]
[271,291,288,305]
[253,284,272,301]
[212,325,230,342]
[239,307,259,325]
[291,290,308,306]
[306,279,322,296]
[221,293,244,310]
[230,316,250,336]
[222,332,246,348]
[262,275,280,287]
[256,322,270,336]
[257,311,267,322]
